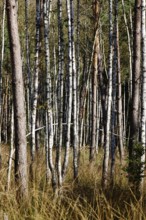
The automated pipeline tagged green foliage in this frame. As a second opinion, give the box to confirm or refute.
[127,141,145,190]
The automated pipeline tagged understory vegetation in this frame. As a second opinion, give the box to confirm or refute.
[0,145,146,220]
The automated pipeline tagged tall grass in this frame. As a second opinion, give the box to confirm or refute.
[0,145,146,219]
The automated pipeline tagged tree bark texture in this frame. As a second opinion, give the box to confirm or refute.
[6,0,28,199]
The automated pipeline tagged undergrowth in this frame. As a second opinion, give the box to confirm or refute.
[0,146,145,220]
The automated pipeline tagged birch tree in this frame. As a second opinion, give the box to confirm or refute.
[117,24,124,162]
[90,0,100,161]
[110,0,117,182]
[102,0,113,188]
[43,0,56,191]
[56,0,64,186]
[70,0,78,179]
[62,0,73,179]
[140,0,146,193]
[31,0,41,162]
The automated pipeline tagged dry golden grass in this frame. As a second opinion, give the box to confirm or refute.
[0,145,146,220]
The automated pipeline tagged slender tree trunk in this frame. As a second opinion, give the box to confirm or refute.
[102,0,113,188]
[117,24,124,162]
[140,0,146,193]
[128,0,141,186]
[0,0,6,168]
[43,0,56,191]
[45,110,50,182]
[70,0,78,179]
[7,105,14,191]
[56,0,64,186]
[121,0,133,97]
[6,0,28,199]
[25,0,31,133]
[90,0,100,161]
[62,0,72,179]
[31,0,41,162]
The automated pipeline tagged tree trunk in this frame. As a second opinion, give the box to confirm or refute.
[6,0,28,199]
[90,0,100,161]
[128,0,141,186]
[31,0,41,162]
[0,0,6,169]
[102,0,113,188]
[62,0,72,180]
[140,0,146,193]
[56,0,64,187]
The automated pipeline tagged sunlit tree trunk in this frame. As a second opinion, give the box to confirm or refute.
[102,0,113,188]
[62,0,72,179]
[31,0,41,162]
[110,0,117,182]
[43,0,56,190]
[140,0,146,193]
[70,0,78,179]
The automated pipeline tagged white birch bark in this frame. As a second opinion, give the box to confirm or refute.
[7,105,15,191]
[43,0,56,190]
[70,0,78,179]
[56,0,64,186]
[45,110,50,182]
[31,0,41,161]
[76,0,80,153]
[62,0,72,179]
[141,0,146,192]
[111,0,118,182]
[102,0,113,188]
[117,24,124,162]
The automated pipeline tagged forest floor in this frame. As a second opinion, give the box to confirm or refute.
[0,145,146,220]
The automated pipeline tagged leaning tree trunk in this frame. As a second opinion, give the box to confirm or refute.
[6,0,28,199]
